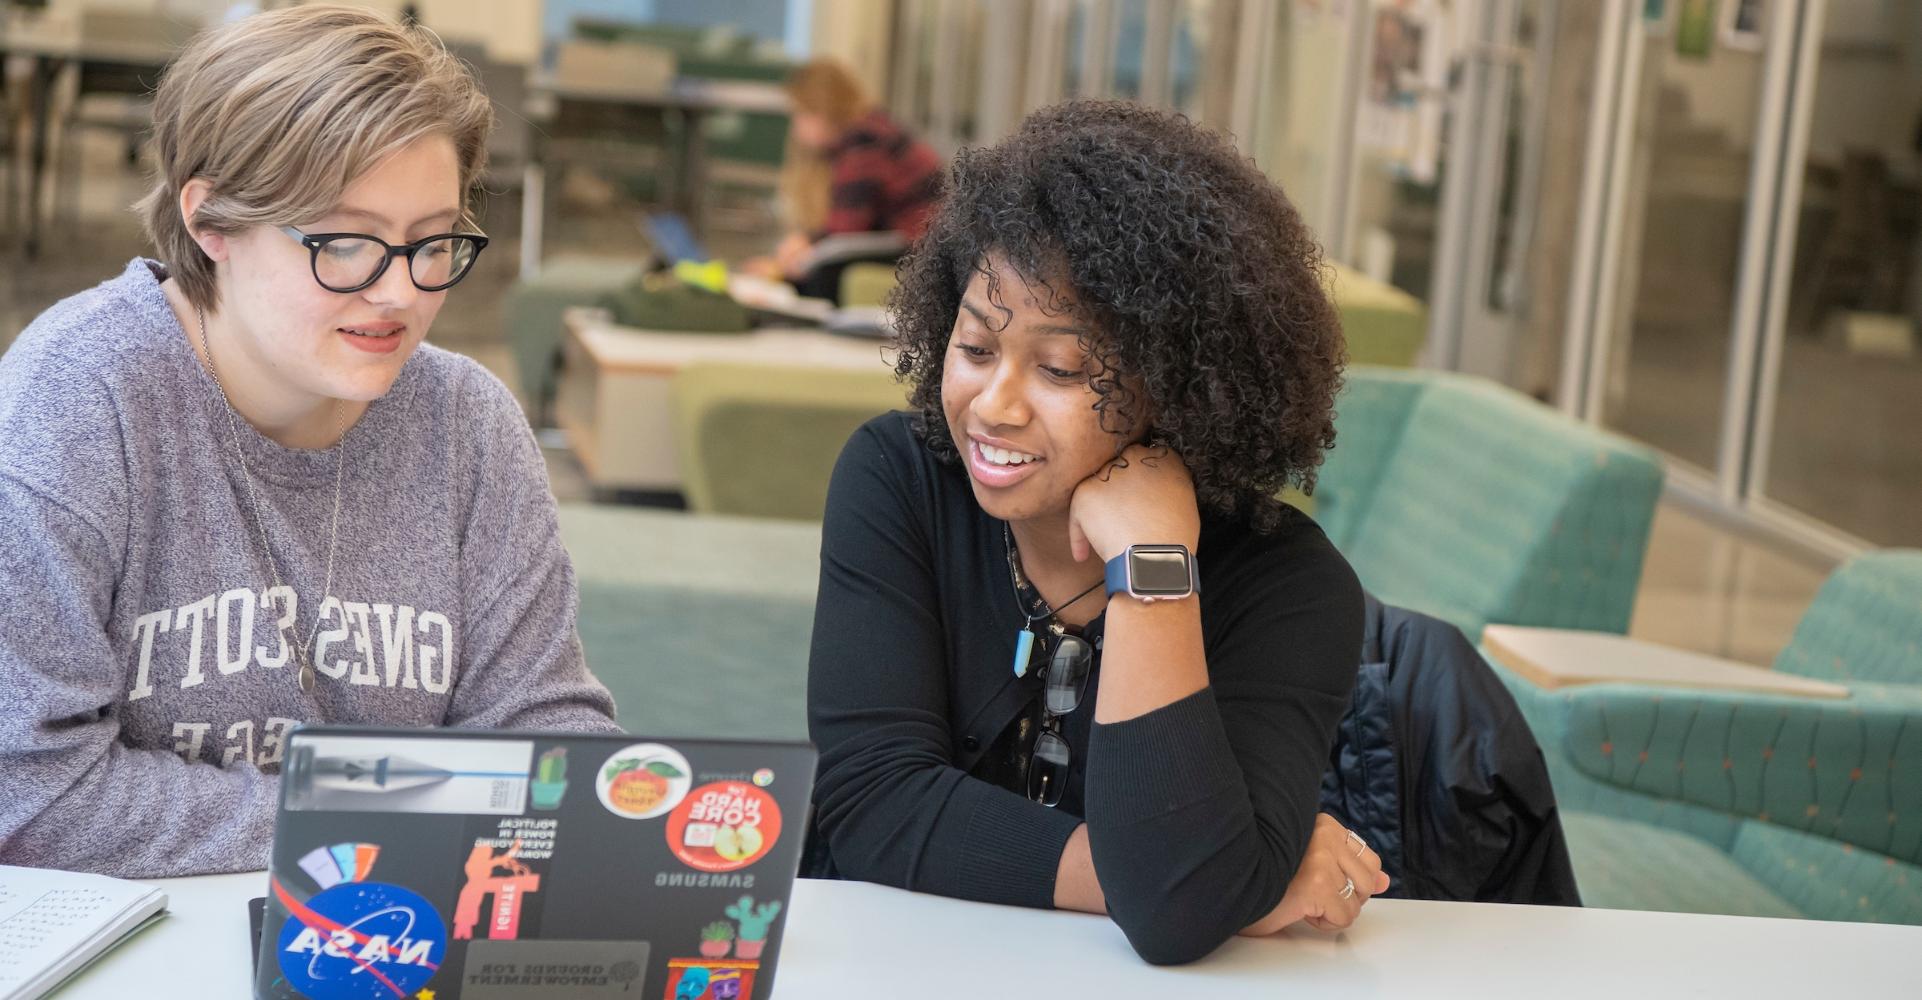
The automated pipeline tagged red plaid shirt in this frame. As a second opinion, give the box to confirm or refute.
[819,110,943,240]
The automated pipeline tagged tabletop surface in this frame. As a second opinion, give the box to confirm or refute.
[51,870,1922,1000]
[1482,624,1850,698]
[566,310,892,374]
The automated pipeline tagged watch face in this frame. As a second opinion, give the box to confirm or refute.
[1129,547,1193,596]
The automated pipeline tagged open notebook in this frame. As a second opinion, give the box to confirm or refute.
[0,866,167,1000]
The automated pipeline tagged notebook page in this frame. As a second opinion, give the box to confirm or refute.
[0,867,165,999]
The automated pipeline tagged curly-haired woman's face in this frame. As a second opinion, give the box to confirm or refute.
[941,257,1140,523]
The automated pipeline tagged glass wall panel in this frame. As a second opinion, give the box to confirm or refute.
[1761,0,1922,545]
[1254,0,1361,249]
[1598,0,1771,472]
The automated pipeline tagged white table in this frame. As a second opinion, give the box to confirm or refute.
[53,871,1922,999]
[1482,624,1850,697]
[554,309,891,492]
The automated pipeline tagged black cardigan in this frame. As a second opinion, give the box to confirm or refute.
[806,413,1363,964]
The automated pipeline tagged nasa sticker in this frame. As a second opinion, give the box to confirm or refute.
[595,743,693,820]
[277,879,445,1000]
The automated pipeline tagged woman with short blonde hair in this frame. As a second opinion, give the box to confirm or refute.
[0,4,617,879]
[138,6,494,314]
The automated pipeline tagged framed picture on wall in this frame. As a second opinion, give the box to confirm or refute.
[1719,0,1765,52]
[1644,0,1671,37]
[1674,0,1713,59]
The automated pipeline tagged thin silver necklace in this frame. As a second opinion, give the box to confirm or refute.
[195,306,345,694]
[1002,522,1104,678]
[1002,522,1103,628]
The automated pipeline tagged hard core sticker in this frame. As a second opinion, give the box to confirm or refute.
[665,781,782,873]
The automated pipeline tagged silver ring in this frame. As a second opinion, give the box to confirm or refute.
[1338,877,1356,900]
[1347,830,1368,857]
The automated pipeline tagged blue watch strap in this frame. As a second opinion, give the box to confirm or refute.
[1104,552,1131,598]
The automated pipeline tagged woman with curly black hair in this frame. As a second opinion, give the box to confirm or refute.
[806,101,1383,965]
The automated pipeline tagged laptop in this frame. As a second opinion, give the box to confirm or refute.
[252,725,817,1000]
[641,212,711,267]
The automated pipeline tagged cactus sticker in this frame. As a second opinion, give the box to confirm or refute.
[660,898,780,1000]
[698,921,734,958]
[595,743,692,820]
[531,747,569,810]
[723,896,782,960]
[665,781,783,873]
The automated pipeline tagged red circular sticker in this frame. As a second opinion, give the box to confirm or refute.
[665,781,783,872]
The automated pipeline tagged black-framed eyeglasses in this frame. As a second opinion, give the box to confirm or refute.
[280,226,489,293]
[1025,629,1095,808]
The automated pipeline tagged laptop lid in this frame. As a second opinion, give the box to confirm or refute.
[255,725,816,1000]
[642,212,710,267]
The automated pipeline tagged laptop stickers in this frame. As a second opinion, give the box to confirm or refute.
[257,727,815,1000]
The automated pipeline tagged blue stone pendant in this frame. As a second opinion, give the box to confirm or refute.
[1012,629,1035,678]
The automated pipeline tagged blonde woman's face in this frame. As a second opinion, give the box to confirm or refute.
[219,134,462,405]
[791,110,837,152]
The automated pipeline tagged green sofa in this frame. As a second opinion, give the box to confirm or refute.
[558,505,817,741]
[1506,551,1922,923]
[669,363,1665,644]
[1315,366,1663,639]
[564,365,1665,720]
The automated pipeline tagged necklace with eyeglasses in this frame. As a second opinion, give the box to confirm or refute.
[1002,523,1098,807]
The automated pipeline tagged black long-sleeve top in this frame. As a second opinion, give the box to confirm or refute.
[806,413,1363,964]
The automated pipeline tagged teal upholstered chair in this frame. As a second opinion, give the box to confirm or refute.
[1317,367,1665,639]
[1506,551,1922,923]
[557,505,818,741]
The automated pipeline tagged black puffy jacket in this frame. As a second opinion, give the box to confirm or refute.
[1319,594,1583,905]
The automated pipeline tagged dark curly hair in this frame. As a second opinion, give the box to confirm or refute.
[889,100,1345,533]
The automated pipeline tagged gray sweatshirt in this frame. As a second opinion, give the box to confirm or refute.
[0,259,619,878]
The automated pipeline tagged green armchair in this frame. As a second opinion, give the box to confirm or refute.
[1506,551,1922,923]
[1326,262,1426,367]
[670,362,909,521]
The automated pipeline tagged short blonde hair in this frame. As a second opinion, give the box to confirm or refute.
[138,5,493,313]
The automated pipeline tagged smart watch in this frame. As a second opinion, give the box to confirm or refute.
[1103,544,1198,602]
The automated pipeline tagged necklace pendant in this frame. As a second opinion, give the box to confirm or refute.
[1012,628,1035,678]
[298,663,316,693]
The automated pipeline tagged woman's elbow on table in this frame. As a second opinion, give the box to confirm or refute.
[1112,912,1241,967]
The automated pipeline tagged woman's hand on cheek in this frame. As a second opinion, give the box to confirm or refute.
[1066,443,1201,564]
